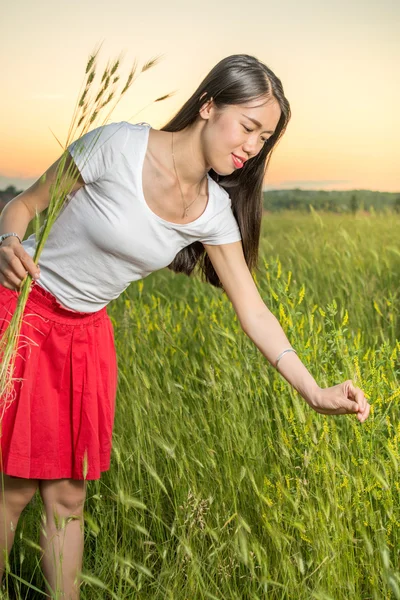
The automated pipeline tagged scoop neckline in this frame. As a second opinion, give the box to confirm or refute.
[138,123,213,228]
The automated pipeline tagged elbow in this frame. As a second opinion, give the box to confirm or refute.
[239,306,272,338]
[14,194,40,221]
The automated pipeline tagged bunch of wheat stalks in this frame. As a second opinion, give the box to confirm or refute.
[0,46,171,419]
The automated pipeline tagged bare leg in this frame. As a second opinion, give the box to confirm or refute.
[39,479,86,600]
[0,474,39,578]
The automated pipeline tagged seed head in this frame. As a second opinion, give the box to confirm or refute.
[141,55,162,72]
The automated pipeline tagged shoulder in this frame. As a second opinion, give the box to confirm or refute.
[120,121,151,133]
[67,122,149,184]
[117,121,151,155]
[120,121,151,138]
[92,121,151,147]
[69,121,129,161]
[103,121,150,144]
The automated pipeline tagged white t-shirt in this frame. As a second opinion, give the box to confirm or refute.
[23,122,242,313]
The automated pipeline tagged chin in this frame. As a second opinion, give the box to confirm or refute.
[212,166,235,177]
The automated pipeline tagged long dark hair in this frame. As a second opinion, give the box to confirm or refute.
[162,54,291,288]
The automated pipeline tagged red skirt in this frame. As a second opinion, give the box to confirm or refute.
[0,283,117,480]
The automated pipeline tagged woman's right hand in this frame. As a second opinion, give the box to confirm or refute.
[0,237,40,290]
[0,154,84,292]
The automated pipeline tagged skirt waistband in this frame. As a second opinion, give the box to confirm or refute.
[18,283,108,325]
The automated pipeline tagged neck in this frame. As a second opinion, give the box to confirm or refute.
[170,123,209,188]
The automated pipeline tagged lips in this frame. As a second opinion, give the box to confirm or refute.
[232,154,246,169]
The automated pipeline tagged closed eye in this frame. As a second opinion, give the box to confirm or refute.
[243,124,268,144]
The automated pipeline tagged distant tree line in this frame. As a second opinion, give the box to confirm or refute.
[0,185,22,212]
[263,189,400,213]
[1,185,400,214]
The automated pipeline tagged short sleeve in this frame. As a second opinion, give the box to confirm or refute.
[67,122,129,184]
[199,202,242,245]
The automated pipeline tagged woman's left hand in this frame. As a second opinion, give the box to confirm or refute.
[308,380,370,423]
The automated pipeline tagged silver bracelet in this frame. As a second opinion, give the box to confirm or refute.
[0,232,22,246]
[275,348,297,369]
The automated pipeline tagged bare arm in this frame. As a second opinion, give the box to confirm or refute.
[0,154,84,289]
[203,240,370,422]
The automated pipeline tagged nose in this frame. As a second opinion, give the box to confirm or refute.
[242,136,260,158]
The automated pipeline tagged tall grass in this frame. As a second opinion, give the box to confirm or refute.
[0,47,171,418]
[3,212,400,599]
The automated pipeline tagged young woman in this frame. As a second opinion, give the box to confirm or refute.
[0,54,370,598]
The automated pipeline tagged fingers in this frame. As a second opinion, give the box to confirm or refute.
[315,382,371,421]
[336,397,359,414]
[343,380,367,411]
[312,392,358,416]
[0,255,25,290]
[342,380,371,422]
[14,244,40,280]
[0,244,40,290]
[0,277,21,291]
[356,402,370,423]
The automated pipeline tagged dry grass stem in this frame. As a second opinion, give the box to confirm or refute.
[0,46,172,413]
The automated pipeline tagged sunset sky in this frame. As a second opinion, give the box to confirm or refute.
[1,0,399,192]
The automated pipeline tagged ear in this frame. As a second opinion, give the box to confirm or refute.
[199,95,214,121]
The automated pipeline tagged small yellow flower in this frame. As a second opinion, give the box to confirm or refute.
[270,289,279,302]
[373,300,383,317]
[285,270,292,292]
[386,388,400,402]
[277,259,282,279]
[298,284,305,305]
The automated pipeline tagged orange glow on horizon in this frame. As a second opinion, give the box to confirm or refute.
[1,1,399,192]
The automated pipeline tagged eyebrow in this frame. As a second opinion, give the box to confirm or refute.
[241,114,275,134]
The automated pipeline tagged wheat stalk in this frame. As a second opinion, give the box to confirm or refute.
[0,47,171,416]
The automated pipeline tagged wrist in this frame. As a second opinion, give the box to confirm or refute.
[273,347,321,406]
[302,385,322,409]
[0,233,22,247]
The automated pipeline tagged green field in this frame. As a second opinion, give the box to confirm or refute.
[3,212,400,599]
